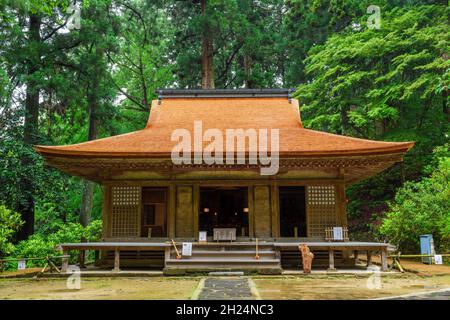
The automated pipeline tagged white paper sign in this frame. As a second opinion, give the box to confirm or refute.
[17,260,26,270]
[434,255,443,265]
[199,231,207,242]
[182,242,192,256]
[333,227,343,241]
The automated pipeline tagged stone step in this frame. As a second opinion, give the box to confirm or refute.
[170,250,275,256]
[172,243,275,249]
[166,258,280,264]
[163,266,283,275]
[191,249,274,253]
[165,264,280,270]
[170,256,277,261]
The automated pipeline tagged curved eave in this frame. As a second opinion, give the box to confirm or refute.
[34,141,414,158]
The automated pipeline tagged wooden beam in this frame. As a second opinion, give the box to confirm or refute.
[102,179,346,186]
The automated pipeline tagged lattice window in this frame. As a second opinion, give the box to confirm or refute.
[307,185,337,237]
[111,186,141,237]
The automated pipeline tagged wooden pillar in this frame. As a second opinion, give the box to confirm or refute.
[164,247,171,267]
[168,184,176,238]
[100,186,112,265]
[79,250,85,268]
[354,250,359,264]
[248,186,254,238]
[113,248,120,272]
[102,185,112,238]
[61,250,69,272]
[175,185,195,238]
[271,182,279,238]
[381,247,388,271]
[367,250,373,267]
[337,182,347,227]
[193,184,199,238]
[328,249,336,271]
[253,185,272,238]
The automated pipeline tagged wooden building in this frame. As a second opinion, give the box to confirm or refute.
[35,89,414,274]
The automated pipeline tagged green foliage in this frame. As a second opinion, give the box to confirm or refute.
[12,220,102,267]
[295,5,449,240]
[379,144,450,252]
[283,0,369,85]
[0,0,448,254]
[296,5,448,139]
[170,0,287,88]
[0,205,24,256]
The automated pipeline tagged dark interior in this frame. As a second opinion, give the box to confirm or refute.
[279,186,307,237]
[141,187,167,237]
[199,187,249,237]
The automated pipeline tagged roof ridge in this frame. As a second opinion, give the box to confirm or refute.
[156,88,296,100]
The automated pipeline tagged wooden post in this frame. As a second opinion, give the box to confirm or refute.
[168,184,176,238]
[164,247,171,266]
[381,248,388,271]
[354,250,359,264]
[113,248,120,272]
[79,250,85,268]
[61,250,69,272]
[248,186,254,238]
[328,249,336,271]
[367,250,373,267]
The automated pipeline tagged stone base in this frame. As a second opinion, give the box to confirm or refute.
[163,267,282,276]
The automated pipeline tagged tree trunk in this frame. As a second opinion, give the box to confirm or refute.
[80,181,94,227]
[80,48,101,227]
[243,54,253,88]
[201,0,214,89]
[79,100,96,227]
[23,15,41,146]
[340,106,349,135]
[17,14,41,240]
[443,91,449,122]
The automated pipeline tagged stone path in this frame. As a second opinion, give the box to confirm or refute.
[197,278,254,300]
[387,289,450,300]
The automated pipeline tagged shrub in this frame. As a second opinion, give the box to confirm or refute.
[11,220,102,268]
[0,205,23,257]
[379,145,450,253]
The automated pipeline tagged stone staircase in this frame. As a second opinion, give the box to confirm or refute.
[163,242,282,275]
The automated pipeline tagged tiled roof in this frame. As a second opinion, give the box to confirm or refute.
[34,97,414,157]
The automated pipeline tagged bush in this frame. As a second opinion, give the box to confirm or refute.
[0,205,23,257]
[379,145,450,253]
[11,220,102,268]
[85,220,103,242]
